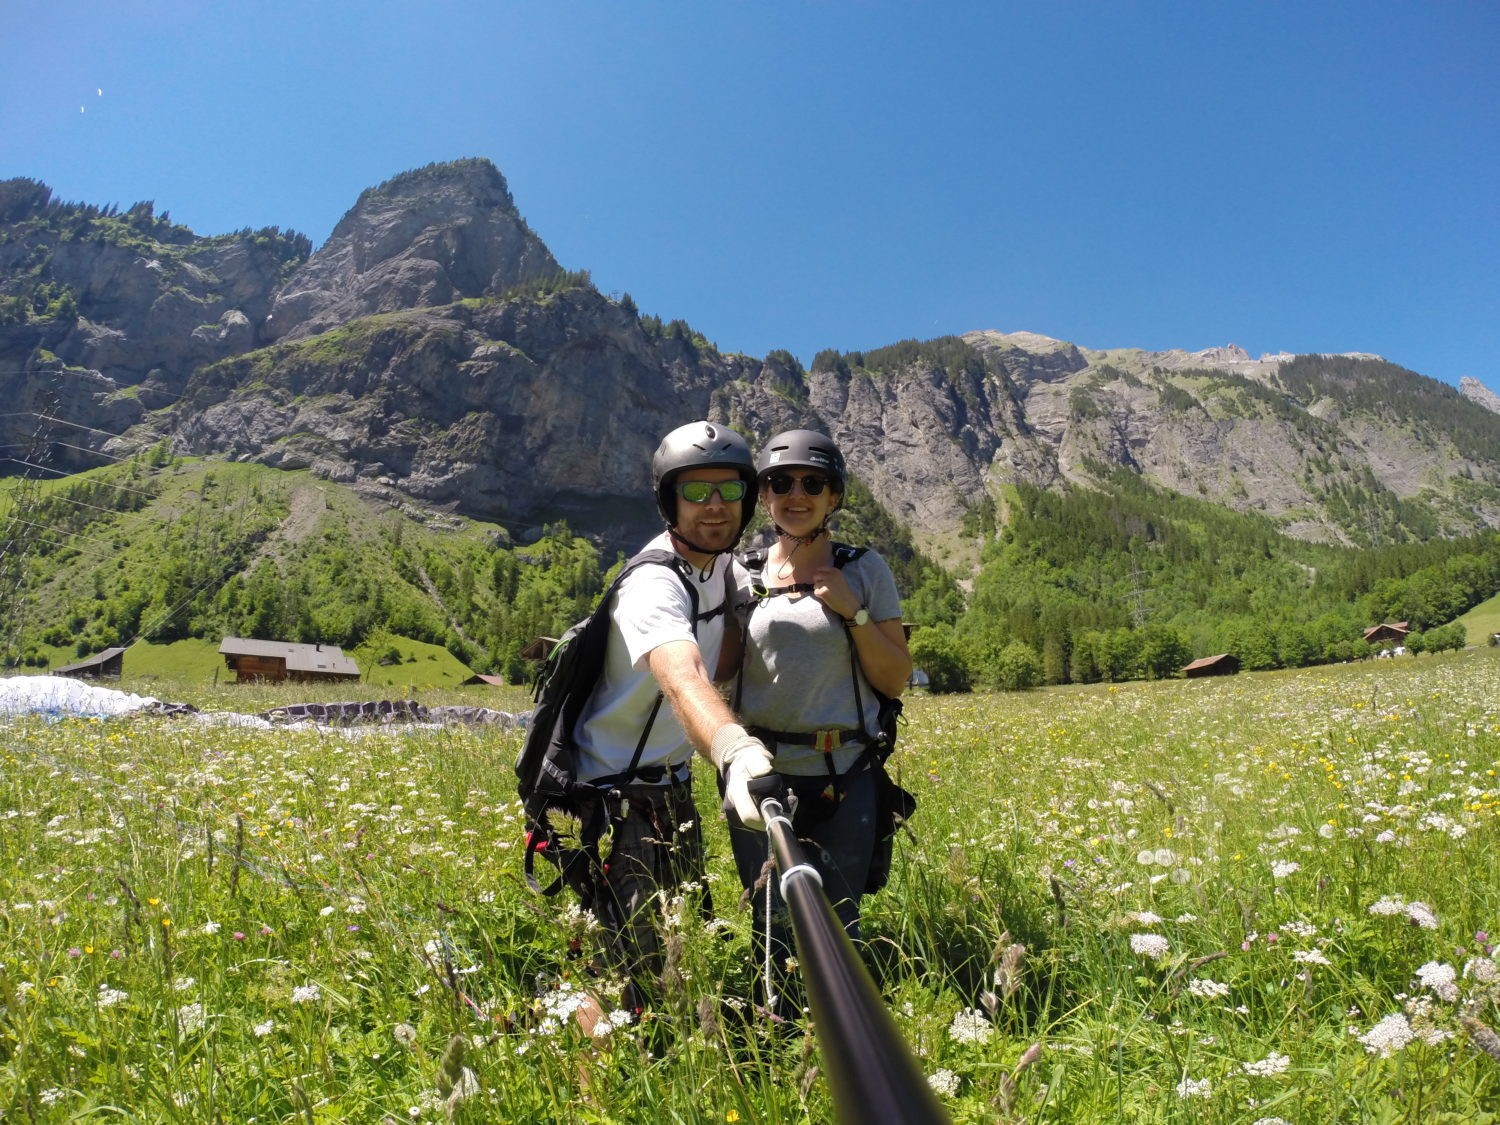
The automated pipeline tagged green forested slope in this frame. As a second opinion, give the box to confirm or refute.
[942,472,1500,688]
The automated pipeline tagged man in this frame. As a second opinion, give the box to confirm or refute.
[572,420,775,1006]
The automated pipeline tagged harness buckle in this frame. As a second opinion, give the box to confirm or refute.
[814,729,840,753]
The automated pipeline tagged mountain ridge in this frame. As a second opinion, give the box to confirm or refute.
[4,158,1500,561]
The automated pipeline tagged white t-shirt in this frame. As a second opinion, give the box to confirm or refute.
[573,533,736,784]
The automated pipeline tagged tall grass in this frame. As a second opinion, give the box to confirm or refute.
[3,649,1498,1121]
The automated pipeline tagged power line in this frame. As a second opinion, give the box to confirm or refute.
[1,516,130,558]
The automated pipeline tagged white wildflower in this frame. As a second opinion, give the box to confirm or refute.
[1271,860,1301,879]
[1406,902,1439,929]
[253,1019,275,1037]
[1187,977,1229,999]
[1127,910,1163,925]
[1416,961,1459,1002]
[948,1007,995,1044]
[1292,949,1331,966]
[1359,1012,1414,1057]
[1464,958,1499,983]
[291,983,321,1004]
[590,1009,634,1038]
[1241,1051,1291,1076]
[177,1002,204,1033]
[927,1069,961,1097]
[1130,933,1170,961]
[394,1022,417,1047]
[1175,1075,1211,1098]
[97,985,128,1008]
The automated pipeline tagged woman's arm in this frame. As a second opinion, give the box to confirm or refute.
[847,616,912,699]
[811,564,913,698]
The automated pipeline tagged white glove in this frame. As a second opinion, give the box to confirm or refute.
[711,723,776,831]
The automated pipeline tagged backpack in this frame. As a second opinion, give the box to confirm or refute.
[515,548,718,911]
[737,544,915,893]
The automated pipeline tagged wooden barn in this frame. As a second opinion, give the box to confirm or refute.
[461,674,507,686]
[1363,622,1410,646]
[218,637,361,684]
[54,646,126,680]
[1182,653,1240,678]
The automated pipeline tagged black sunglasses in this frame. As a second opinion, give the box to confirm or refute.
[766,473,830,496]
[674,479,749,504]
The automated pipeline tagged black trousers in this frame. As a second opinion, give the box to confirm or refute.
[596,779,707,1004]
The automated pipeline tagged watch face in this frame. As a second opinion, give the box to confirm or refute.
[853,608,869,626]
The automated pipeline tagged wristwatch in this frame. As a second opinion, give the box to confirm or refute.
[845,606,870,627]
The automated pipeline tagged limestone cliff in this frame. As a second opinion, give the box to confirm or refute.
[265,159,559,342]
[6,164,1500,556]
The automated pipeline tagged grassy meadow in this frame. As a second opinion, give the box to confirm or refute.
[3,649,1499,1122]
[1458,590,1500,648]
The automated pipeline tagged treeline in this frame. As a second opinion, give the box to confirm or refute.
[1278,355,1500,465]
[0,459,617,681]
[0,175,311,294]
[907,475,1500,692]
[6,453,1497,690]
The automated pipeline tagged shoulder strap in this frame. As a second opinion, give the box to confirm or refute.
[601,547,706,788]
[733,541,878,740]
[832,543,868,568]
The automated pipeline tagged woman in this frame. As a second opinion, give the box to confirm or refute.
[727,429,912,1009]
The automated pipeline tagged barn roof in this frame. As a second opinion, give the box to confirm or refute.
[218,637,361,676]
[53,646,127,674]
[1182,653,1239,673]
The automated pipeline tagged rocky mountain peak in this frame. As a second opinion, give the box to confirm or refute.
[265,158,560,342]
[1461,375,1500,416]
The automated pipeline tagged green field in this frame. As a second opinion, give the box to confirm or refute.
[3,649,1499,1121]
[32,635,508,698]
[1459,590,1500,647]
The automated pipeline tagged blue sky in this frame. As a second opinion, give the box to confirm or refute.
[5,1,1498,395]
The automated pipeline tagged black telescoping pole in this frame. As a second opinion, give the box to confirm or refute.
[754,787,951,1125]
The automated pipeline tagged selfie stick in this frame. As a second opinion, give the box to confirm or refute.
[747,776,951,1125]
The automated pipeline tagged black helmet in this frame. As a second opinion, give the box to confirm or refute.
[755,429,846,506]
[651,420,757,534]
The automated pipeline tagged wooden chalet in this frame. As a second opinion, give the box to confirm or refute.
[461,674,507,686]
[218,637,361,684]
[1182,653,1240,678]
[54,646,126,680]
[1363,622,1410,646]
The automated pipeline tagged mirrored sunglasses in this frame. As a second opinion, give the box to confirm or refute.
[767,473,830,496]
[675,479,748,504]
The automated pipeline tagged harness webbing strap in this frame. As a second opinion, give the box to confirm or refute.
[735,544,876,798]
